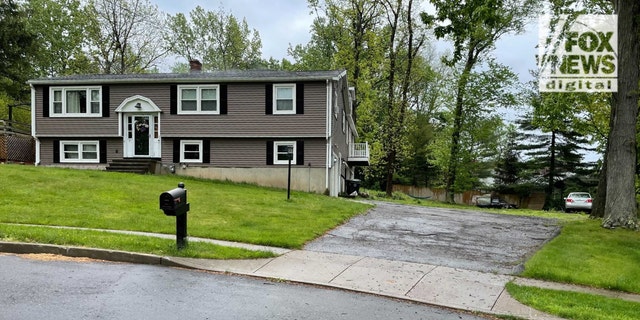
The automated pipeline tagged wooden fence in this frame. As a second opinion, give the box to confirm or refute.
[392,185,546,210]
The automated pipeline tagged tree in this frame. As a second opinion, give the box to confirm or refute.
[377,0,427,196]
[493,125,525,192]
[165,6,263,70]
[0,0,36,100]
[289,0,403,192]
[422,0,539,202]
[25,0,98,76]
[517,107,596,211]
[87,0,168,74]
[398,57,442,187]
[603,0,640,229]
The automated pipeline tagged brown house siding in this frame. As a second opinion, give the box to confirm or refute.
[39,137,121,166]
[32,76,338,181]
[331,78,350,160]
[33,86,119,137]
[34,81,328,139]
[161,138,326,168]
[161,82,327,137]
[110,84,171,113]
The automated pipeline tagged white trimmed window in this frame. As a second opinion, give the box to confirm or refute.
[273,84,295,114]
[51,87,101,117]
[60,141,99,163]
[274,141,296,165]
[180,140,203,163]
[178,85,219,114]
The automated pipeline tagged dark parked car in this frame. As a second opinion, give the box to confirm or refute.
[476,195,517,209]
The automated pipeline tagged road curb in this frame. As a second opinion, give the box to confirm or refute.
[0,241,164,265]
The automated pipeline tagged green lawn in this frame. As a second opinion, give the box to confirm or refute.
[506,283,640,320]
[520,219,640,294]
[0,164,371,251]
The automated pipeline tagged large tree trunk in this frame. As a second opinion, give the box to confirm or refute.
[603,0,640,229]
[591,100,614,218]
[591,156,607,218]
[445,56,474,203]
[543,131,557,210]
[383,1,399,197]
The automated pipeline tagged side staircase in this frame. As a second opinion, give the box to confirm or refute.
[105,158,159,174]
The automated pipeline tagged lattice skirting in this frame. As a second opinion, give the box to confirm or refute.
[0,134,35,163]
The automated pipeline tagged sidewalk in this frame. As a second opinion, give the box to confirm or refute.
[164,250,563,320]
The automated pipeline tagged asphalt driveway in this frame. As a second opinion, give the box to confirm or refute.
[304,201,560,275]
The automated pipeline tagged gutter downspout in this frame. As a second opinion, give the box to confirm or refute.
[325,79,331,193]
[30,84,40,166]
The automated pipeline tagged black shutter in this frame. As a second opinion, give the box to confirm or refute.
[265,84,273,115]
[173,139,180,162]
[296,140,304,165]
[220,84,227,115]
[43,86,50,118]
[296,83,304,114]
[53,140,60,163]
[99,140,107,163]
[170,85,177,114]
[102,86,110,117]
[203,140,211,163]
[266,140,274,165]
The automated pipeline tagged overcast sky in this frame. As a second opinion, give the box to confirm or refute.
[154,0,538,85]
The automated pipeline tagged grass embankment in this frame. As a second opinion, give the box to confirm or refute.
[0,164,371,258]
[522,219,640,293]
[505,219,640,320]
[506,282,640,320]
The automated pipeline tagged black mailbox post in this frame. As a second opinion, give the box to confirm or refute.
[160,182,190,249]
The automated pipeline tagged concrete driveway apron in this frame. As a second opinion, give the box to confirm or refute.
[304,201,560,275]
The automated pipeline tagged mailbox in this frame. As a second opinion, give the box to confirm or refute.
[160,183,190,216]
[160,182,190,249]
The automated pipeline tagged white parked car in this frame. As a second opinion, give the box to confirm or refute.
[564,192,592,213]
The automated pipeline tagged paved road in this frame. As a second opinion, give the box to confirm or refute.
[0,254,490,320]
[305,201,560,274]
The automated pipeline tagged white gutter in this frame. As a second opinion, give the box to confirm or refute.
[325,79,331,191]
[30,84,40,165]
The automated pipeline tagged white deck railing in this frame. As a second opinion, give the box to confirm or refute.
[349,142,370,159]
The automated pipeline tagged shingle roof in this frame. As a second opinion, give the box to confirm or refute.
[28,69,347,85]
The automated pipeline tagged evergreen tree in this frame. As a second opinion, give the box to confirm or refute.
[517,116,596,210]
[493,125,525,193]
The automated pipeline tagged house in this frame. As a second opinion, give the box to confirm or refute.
[28,65,369,196]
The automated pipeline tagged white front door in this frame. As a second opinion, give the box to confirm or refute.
[124,114,160,158]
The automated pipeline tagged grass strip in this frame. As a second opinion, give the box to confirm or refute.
[521,219,640,294]
[0,224,275,259]
[506,283,640,320]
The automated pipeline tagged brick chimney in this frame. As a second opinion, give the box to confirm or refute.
[189,59,202,73]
